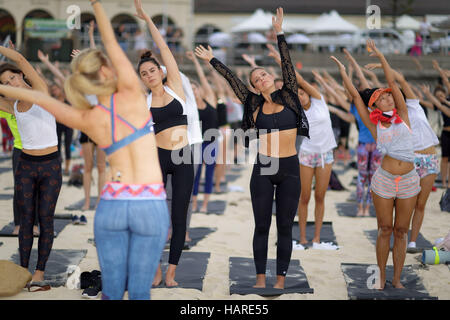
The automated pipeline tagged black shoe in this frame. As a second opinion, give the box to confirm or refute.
[81,272,102,299]
[82,286,101,299]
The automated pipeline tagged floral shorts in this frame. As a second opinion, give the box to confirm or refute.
[414,153,439,179]
[299,150,334,168]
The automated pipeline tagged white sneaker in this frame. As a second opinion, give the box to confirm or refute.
[408,241,416,249]
[292,241,306,251]
[312,242,339,250]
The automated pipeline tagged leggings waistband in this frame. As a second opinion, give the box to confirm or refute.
[20,151,60,162]
[377,167,417,179]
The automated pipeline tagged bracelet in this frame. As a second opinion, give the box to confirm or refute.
[91,0,100,5]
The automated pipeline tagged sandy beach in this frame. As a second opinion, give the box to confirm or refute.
[0,129,449,301]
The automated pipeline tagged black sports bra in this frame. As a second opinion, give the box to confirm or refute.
[150,98,187,134]
[255,105,297,134]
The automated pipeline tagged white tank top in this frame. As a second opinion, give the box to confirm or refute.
[14,100,58,150]
[406,99,439,151]
[300,95,337,154]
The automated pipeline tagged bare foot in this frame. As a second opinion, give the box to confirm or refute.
[273,276,285,289]
[253,274,266,288]
[81,203,90,211]
[12,225,19,235]
[185,232,192,242]
[392,280,405,289]
[165,271,178,287]
[374,274,386,290]
[356,207,364,217]
[33,226,40,236]
[199,206,208,213]
[152,266,162,287]
[32,270,45,282]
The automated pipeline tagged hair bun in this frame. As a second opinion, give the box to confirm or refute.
[140,50,153,60]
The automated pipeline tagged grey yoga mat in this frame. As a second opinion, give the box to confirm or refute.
[363,229,434,252]
[335,202,376,218]
[194,200,227,215]
[10,249,87,287]
[229,257,314,296]
[164,227,216,250]
[154,251,210,291]
[341,263,437,300]
[0,193,13,200]
[0,218,72,237]
[291,221,338,247]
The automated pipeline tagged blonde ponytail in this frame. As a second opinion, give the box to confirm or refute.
[64,49,117,110]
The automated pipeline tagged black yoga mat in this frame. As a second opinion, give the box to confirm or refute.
[335,202,376,218]
[154,251,210,291]
[193,200,227,215]
[0,218,71,237]
[10,249,87,287]
[291,221,338,247]
[0,193,13,200]
[164,227,216,251]
[341,263,437,300]
[229,257,314,296]
[53,213,74,220]
[0,167,11,174]
[64,197,97,211]
[364,229,434,252]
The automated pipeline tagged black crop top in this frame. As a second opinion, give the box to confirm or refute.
[150,98,187,134]
[209,34,309,147]
[255,105,297,134]
[198,101,219,141]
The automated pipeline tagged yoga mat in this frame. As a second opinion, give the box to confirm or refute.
[364,230,434,252]
[0,219,71,237]
[341,263,438,300]
[291,221,338,247]
[193,200,227,215]
[64,197,97,211]
[154,251,210,291]
[164,227,216,251]
[0,193,13,200]
[335,202,376,218]
[0,167,11,174]
[229,257,314,296]
[347,192,357,202]
[10,249,87,287]
[53,213,74,220]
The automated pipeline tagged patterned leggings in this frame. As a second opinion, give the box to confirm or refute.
[356,143,382,205]
[16,152,62,271]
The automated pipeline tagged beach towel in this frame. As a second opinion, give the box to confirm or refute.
[364,229,433,252]
[0,218,71,238]
[335,202,376,218]
[10,249,87,287]
[154,251,210,291]
[229,257,314,296]
[341,263,437,300]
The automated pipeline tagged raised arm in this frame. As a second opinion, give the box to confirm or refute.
[343,48,370,90]
[134,0,184,99]
[195,44,252,105]
[88,20,97,49]
[186,51,216,107]
[37,50,66,86]
[366,39,409,126]
[391,68,416,100]
[0,46,47,93]
[266,43,321,99]
[420,84,450,118]
[433,59,450,93]
[330,55,376,139]
[312,70,350,111]
[362,66,383,88]
[411,84,434,109]
[241,54,258,68]
[91,0,141,93]
[328,104,355,123]
[0,85,90,132]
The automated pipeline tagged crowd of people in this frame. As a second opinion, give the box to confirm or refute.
[0,0,448,299]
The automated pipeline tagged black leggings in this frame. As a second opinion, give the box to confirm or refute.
[56,122,73,160]
[16,152,62,271]
[250,153,300,276]
[158,145,194,265]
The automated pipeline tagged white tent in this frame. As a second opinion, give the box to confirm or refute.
[208,32,232,47]
[286,33,311,44]
[283,17,316,33]
[306,10,359,34]
[384,15,421,30]
[231,9,273,33]
[247,32,267,43]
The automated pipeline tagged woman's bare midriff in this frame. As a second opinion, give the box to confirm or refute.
[22,145,58,156]
[444,126,450,132]
[155,125,189,150]
[415,145,436,155]
[257,128,297,158]
[381,155,415,176]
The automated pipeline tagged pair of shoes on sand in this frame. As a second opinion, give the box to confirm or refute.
[292,240,340,251]
[72,215,87,225]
